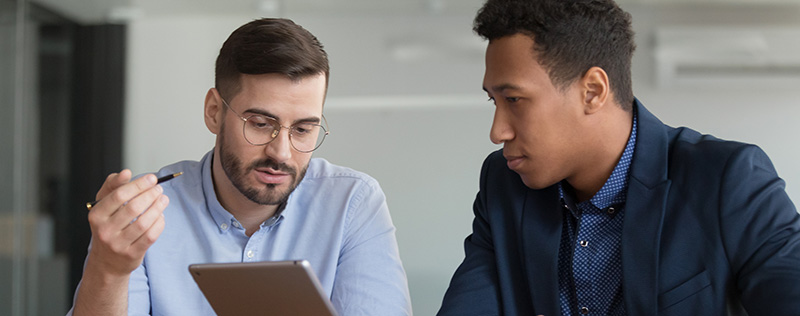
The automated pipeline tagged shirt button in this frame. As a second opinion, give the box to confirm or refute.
[220,223,228,230]
[580,240,589,247]
[246,250,254,258]
[607,207,616,215]
[580,306,589,314]
[232,221,241,228]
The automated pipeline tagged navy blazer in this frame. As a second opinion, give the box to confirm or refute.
[438,100,800,315]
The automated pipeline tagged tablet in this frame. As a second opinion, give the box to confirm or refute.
[188,260,338,316]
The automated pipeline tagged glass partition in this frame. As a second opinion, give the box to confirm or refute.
[1,0,74,314]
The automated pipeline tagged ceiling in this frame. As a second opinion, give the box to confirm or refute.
[32,0,487,24]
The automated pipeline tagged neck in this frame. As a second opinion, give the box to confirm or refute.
[567,107,633,202]
[211,150,279,236]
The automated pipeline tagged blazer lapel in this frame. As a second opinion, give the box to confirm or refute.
[520,186,563,315]
[622,100,671,314]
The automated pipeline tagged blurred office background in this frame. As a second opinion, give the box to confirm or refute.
[2,0,800,314]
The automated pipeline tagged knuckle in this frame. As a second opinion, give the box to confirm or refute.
[147,186,162,198]
[87,212,100,225]
[110,190,128,205]
[143,232,158,244]
[145,220,164,243]
[135,175,155,190]
[123,204,142,218]
[132,218,148,231]
[109,242,125,254]
[96,230,110,243]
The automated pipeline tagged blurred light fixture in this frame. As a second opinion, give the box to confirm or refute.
[256,0,281,16]
[655,26,800,88]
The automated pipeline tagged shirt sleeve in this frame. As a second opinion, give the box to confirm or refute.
[64,240,152,316]
[329,178,412,316]
[127,263,151,315]
[718,144,800,315]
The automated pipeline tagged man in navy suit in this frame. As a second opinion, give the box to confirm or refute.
[438,0,800,315]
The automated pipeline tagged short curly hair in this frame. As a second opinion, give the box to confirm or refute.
[474,0,636,111]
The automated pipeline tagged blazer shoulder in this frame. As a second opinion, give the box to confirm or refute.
[669,127,761,162]
[666,127,777,184]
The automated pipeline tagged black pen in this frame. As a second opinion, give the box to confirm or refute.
[85,172,183,211]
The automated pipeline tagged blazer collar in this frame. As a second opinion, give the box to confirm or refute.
[521,185,563,315]
[621,99,672,314]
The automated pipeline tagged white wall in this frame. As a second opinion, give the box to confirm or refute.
[125,5,800,315]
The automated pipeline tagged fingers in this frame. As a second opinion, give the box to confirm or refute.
[105,183,163,230]
[119,194,168,245]
[130,210,166,255]
[90,173,158,220]
[95,169,133,201]
[85,174,169,277]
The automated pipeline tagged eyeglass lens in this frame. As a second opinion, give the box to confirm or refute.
[242,115,327,152]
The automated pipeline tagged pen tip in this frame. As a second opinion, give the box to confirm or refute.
[175,172,183,177]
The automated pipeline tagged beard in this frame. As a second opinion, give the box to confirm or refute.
[218,126,308,206]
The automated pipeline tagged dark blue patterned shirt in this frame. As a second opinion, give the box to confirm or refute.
[557,112,637,316]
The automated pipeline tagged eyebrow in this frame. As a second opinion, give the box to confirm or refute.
[483,83,523,94]
[242,108,321,125]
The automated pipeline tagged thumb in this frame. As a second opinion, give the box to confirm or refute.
[95,169,133,201]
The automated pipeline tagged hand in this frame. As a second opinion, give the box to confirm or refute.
[85,169,168,278]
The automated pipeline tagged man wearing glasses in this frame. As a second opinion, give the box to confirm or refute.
[68,18,411,315]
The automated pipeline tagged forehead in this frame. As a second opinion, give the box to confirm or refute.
[483,34,552,91]
[235,73,326,116]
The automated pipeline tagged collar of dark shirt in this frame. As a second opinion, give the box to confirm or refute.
[558,109,638,219]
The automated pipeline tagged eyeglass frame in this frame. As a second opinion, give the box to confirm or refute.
[220,97,330,153]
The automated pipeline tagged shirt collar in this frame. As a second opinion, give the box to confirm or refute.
[559,109,638,211]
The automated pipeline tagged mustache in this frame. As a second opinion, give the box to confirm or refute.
[248,158,296,176]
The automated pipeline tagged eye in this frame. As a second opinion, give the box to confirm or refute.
[247,115,275,130]
[505,97,520,103]
[292,124,315,136]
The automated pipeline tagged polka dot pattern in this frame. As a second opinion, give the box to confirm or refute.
[556,112,637,316]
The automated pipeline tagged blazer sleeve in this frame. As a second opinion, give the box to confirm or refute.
[438,155,502,316]
[718,144,800,315]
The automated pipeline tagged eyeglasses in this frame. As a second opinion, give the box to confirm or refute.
[221,98,329,153]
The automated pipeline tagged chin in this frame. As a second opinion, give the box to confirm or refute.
[519,173,557,190]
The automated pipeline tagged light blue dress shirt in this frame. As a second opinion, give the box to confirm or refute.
[69,150,412,316]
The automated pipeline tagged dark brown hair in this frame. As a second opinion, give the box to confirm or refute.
[474,0,636,111]
[215,18,329,101]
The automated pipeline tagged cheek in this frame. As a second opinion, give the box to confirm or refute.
[293,154,313,169]
[220,123,264,160]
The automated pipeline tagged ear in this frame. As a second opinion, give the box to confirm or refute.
[204,88,224,135]
[580,67,610,115]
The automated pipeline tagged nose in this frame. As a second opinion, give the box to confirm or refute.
[489,107,513,144]
[264,127,292,163]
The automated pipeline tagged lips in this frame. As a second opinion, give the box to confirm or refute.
[504,154,524,170]
[254,168,291,184]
